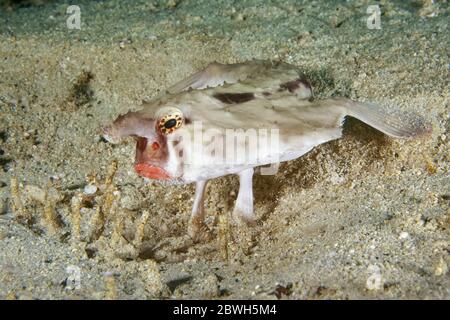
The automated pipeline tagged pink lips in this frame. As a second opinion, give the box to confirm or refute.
[134,163,172,180]
[133,136,171,180]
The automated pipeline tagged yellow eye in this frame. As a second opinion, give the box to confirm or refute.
[157,108,183,135]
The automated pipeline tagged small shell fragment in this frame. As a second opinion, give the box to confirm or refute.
[83,184,98,195]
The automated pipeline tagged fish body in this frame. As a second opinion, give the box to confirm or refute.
[104,60,429,239]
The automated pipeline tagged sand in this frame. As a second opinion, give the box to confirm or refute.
[0,0,448,299]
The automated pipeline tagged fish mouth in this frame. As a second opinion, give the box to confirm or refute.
[134,163,172,180]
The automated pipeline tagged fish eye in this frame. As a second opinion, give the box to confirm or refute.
[157,108,184,134]
[164,118,177,129]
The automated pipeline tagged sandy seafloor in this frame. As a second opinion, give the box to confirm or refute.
[0,0,448,299]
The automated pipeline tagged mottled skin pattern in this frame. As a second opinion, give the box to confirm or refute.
[104,60,429,241]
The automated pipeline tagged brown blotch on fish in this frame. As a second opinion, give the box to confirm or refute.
[213,92,255,104]
[279,77,311,93]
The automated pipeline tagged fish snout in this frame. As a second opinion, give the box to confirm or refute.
[102,124,120,144]
[103,111,157,142]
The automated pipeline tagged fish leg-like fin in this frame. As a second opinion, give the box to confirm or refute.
[342,98,431,138]
[232,168,256,225]
[188,180,211,242]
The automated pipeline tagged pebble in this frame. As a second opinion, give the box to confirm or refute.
[399,232,409,240]
[83,184,98,195]
[118,38,132,49]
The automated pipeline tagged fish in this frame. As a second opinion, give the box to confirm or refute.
[103,60,430,241]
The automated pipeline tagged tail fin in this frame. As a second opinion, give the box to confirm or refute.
[340,98,431,139]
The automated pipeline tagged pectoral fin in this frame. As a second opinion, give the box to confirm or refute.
[167,61,261,94]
